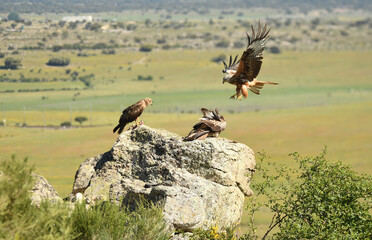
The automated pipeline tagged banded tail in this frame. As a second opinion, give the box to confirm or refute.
[247,80,278,95]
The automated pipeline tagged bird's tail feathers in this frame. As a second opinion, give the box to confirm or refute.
[249,86,261,95]
[248,80,278,95]
[113,123,126,134]
[255,80,278,86]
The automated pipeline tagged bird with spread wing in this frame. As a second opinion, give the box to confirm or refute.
[113,98,152,134]
[183,108,226,141]
[222,21,278,99]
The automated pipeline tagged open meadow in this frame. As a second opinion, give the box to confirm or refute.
[1,8,372,237]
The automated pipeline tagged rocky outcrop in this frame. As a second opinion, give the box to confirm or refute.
[31,173,61,205]
[70,125,255,231]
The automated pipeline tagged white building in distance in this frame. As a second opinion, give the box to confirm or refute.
[62,16,92,22]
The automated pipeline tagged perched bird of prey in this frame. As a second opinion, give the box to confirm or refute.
[183,108,226,141]
[113,98,152,134]
[222,21,278,99]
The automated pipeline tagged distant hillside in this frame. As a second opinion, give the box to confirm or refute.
[0,0,371,13]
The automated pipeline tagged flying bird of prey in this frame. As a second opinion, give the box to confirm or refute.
[222,21,278,99]
[183,108,226,141]
[113,98,152,134]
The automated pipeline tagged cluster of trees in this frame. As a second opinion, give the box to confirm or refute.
[46,57,70,66]
[4,57,22,69]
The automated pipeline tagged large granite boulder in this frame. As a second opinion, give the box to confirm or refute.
[70,125,255,231]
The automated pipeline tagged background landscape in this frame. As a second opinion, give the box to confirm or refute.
[0,0,371,236]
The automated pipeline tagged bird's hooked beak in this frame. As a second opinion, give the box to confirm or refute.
[222,78,226,84]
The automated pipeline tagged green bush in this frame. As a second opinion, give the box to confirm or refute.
[245,149,372,239]
[46,57,70,66]
[60,121,71,127]
[70,200,171,240]
[137,75,153,81]
[0,156,72,239]
[4,57,22,69]
[215,40,230,48]
[139,44,153,52]
[7,12,20,21]
[0,155,172,239]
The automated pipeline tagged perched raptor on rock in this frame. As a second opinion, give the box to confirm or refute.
[183,108,226,141]
[222,21,278,99]
[113,98,152,134]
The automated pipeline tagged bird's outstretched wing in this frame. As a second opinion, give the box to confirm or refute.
[232,21,270,83]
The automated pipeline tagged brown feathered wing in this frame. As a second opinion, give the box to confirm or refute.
[183,108,226,141]
[232,22,270,83]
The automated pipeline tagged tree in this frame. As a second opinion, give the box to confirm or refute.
[74,116,88,126]
[7,12,20,21]
[4,57,22,69]
[139,45,153,52]
[46,57,70,66]
[244,149,372,239]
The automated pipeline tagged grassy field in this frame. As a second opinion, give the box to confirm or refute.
[1,101,371,197]
[1,49,371,236]
[1,50,371,114]
[1,49,371,191]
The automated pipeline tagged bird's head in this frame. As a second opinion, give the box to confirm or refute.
[143,98,153,106]
[222,70,235,84]
[222,55,239,84]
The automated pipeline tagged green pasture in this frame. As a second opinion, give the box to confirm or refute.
[1,101,371,197]
[1,50,371,113]
[0,49,371,236]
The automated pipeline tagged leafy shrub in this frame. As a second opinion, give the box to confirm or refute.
[245,149,372,239]
[85,22,102,31]
[233,41,244,49]
[268,46,281,54]
[0,156,72,239]
[0,155,172,240]
[102,49,116,55]
[210,54,226,63]
[60,121,71,127]
[70,200,171,240]
[77,52,89,57]
[92,42,108,49]
[46,57,70,66]
[139,44,153,52]
[137,75,153,81]
[0,52,5,58]
[79,74,94,87]
[215,40,230,48]
[52,45,63,52]
[7,12,20,21]
[4,57,22,69]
